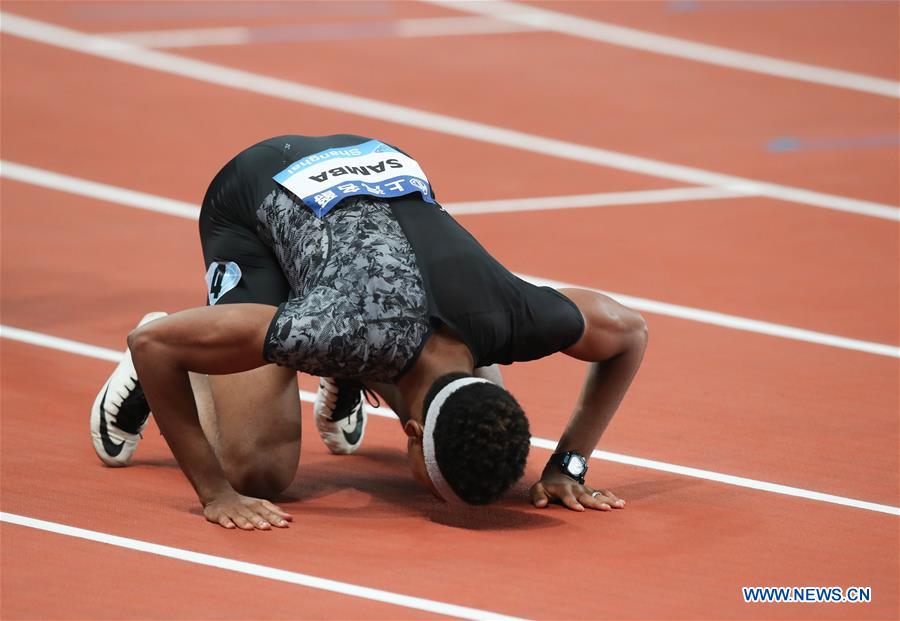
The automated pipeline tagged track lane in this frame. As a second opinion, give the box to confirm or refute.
[9,0,897,81]
[510,318,898,505]
[2,182,896,505]
[0,34,671,207]
[526,0,899,79]
[2,13,898,210]
[0,523,444,620]
[164,21,900,205]
[0,0,445,34]
[1,341,897,620]
[0,37,895,341]
[461,198,899,344]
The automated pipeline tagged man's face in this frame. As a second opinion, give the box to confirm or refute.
[404,420,443,500]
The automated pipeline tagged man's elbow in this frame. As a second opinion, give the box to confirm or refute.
[606,307,647,359]
[630,311,648,351]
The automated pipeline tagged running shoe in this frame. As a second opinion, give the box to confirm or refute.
[90,312,167,467]
[313,377,368,455]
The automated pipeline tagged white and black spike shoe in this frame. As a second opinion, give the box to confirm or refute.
[313,377,369,455]
[90,312,167,467]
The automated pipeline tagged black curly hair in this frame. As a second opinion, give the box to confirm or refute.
[422,372,530,505]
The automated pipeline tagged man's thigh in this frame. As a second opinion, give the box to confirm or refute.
[207,364,301,497]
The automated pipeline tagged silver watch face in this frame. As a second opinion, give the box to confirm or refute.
[566,456,585,477]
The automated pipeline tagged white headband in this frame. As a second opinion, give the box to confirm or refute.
[422,377,493,505]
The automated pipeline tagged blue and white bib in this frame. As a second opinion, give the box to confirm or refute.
[273,139,435,217]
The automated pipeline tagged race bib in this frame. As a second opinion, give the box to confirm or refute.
[273,140,435,217]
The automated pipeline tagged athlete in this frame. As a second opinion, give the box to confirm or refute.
[90,135,647,530]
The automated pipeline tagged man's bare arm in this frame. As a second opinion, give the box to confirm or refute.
[128,304,292,530]
[530,288,648,512]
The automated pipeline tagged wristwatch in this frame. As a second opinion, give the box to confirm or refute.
[547,451,588,484]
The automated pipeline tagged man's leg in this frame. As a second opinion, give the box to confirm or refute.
[189,372,219,448]
[189,366,301,499]
[193,157,301,498]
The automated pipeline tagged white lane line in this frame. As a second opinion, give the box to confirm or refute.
[1,12,896,221]
[104,16,538,49]
[445,186,748,215]
[0,161,200,219]
[423,0,900,99]
[2,325,898,517]
[314,397,900,516]
[0,512,528,621]
[2,161,897,358]
[528,440,900,517]
[0,325,122,362]
[522,273,900,359]
[0,159,749,217]
[393,14,535,37]
[106,26,251,49]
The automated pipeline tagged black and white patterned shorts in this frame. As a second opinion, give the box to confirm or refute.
[257,193,431,381]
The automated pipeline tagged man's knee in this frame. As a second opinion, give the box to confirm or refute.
[205,365,301,498]
[221,449,297,499]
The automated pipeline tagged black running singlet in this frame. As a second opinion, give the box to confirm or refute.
[200,134,585,378]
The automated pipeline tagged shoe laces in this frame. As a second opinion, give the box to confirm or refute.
[362,387,381,409]
[330,379,380,420]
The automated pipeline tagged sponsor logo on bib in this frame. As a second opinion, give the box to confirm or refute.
[273,140,435,216]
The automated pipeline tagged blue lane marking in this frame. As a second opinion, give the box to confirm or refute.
[668,0,700,11]
[767,134,900,153]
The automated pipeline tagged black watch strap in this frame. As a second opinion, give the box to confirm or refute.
[547,451,588,484]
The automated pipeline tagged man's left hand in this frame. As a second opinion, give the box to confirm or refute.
[529,471,626,511]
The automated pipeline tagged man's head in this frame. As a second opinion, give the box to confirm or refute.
[404,372,530,505]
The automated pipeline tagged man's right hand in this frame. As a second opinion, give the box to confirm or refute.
[203,492,293,530]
